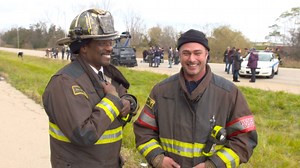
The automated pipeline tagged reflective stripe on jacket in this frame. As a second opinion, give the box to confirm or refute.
[49,122,123,144]
[134,65,257,168]
[43,59,129,167]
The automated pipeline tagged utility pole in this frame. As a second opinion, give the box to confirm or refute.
[17,26,20,49]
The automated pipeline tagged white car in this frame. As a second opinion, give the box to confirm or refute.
[239,51,279,78]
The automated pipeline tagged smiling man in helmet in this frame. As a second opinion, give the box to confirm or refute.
[42,9,138,167]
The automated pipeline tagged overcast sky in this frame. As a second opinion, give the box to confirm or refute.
[1,0,299,42]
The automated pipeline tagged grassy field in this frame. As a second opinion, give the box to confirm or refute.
[0,51,299,167]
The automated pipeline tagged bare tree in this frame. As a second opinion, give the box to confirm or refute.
[160,26,177,50]
[123,10,145,47]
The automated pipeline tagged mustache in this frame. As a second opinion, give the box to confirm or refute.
[99,51,112,55]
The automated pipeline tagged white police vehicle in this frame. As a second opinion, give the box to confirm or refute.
[239,51,279,79]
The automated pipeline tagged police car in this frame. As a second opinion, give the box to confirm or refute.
[239,51,279,79]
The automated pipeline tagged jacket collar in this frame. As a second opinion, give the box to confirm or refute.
[179,65,212,101]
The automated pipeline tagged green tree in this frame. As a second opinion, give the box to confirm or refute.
[209,26,251,62]
[148,26,162,47]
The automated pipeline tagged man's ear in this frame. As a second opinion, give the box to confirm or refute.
[206,51,210,63]
[80,45,88,54]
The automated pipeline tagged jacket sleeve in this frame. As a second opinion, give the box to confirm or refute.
[133,85,165,166]
[43,74,123,146]
[209,88,258,168]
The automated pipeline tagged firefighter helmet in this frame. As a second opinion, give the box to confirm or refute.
[57,9,118,45]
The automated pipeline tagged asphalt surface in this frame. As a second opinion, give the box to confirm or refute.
[0,47,299,168]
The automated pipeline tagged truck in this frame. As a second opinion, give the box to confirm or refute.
[110,32,138,67]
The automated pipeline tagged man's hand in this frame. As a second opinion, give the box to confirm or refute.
[161,156,180,168]
[193,163,205,168]
[100,82,118,97]
[120,98,130,117]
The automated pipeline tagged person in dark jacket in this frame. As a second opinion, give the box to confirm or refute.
[247,50,259,82]
[223,46,230,72]
[227,47,236,74]
[233,48,243,82]
[42,9,138,168]
[134,29,257,168]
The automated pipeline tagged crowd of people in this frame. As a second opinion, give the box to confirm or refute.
[45,46,72,60]
[223,47,249,82]
[223,46,282,83]
[142,46,180,68]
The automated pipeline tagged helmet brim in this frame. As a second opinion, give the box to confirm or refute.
[56,32,118,46]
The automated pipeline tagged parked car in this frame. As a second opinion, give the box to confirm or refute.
[239,51,279,78]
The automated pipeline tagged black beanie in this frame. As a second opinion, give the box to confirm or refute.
[177,29,210,51]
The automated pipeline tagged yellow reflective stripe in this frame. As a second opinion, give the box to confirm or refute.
[95,126,123,144]
[137,139,162,157]
[216,147,240,168]
[96,97,120,122]
[160,137,224,158]
[49,122,123,145]
[49,122,70,142]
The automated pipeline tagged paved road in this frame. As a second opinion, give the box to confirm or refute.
[1,47,299,94]
[0,80,50,168]
[133,61,300,94]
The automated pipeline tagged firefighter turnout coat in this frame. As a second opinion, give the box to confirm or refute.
[43,57,133,167]
[134,65,258,168]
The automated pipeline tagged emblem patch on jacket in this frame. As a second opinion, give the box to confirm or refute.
[146,96,155,109]
[72,85,88,98]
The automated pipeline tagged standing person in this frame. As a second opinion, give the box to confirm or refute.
[154,46,161,67]
[232,48,243,82]
[148,47,154,67]
[168,47,173,68]
[61,46,65,60]
[66,47,70,60]
[173,48,180,65]
[142,49,149,62]
[247,49,259,82]
[223,46,230,72]
[227,47,235,74]
[42,9,138,168]
[134,29,257,168]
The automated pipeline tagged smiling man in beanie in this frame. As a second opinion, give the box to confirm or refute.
[134,29,257,168]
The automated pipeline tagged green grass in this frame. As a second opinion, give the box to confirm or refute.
[0,51,299,167]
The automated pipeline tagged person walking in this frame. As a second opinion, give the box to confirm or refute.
[134,29,257,168]
[42,9,138,168]
[232,48,243,82]
[247,49,259,82]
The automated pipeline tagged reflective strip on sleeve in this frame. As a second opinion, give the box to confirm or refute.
[96,97,120,122]
[160,137,223,158]
[137,139,162,157]
[216,147,240,168]
[95,126,123,144]
[226,115,256,138]
[49,122,71,143]
[137,108,158,131]
[49,122,122,145]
